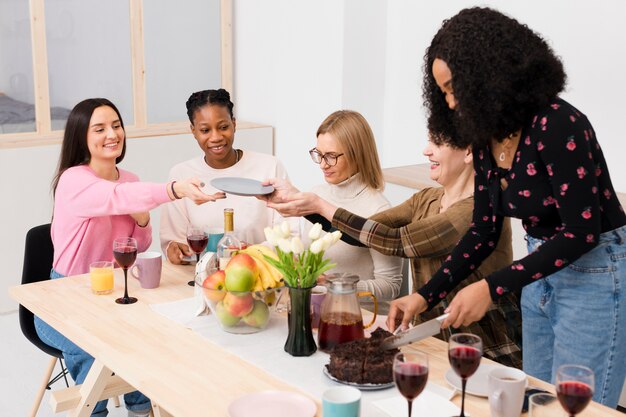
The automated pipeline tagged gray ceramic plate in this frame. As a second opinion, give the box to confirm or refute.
[323,366,394,391]
[210,177,274,196]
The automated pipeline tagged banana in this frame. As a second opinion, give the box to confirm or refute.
[241,245,284,289]
[253,274,264,292]
[248,244,279,262]
[248,245,283,284]
[256,257,277,290]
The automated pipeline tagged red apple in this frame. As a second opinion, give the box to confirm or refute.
[215,301,241,327]
[222,292,255,317]
[202,270,226,302]
[242,300,270,328]
[224,253,259,292]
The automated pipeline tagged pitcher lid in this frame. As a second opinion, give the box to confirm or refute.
[326,273,360,293]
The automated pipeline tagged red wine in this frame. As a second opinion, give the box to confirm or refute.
[318,312,364,352]
[394,363,428,400]
[113,246,137,269]
[557,381,593,415]
[448,346,481,378]
[187,234,208,253]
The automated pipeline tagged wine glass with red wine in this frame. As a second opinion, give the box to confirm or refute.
[393,351,429,417]
[186,224,208,286]
[448,333,483,417]
[113,237,138,304]
[556,364,594,417]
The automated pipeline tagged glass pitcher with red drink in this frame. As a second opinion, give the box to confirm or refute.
[317,273,378,352]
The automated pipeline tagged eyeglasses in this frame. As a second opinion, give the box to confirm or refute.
[309,148,344,167]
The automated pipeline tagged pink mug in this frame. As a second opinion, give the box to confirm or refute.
[131,251,162,289]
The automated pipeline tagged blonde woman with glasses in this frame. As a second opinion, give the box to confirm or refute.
[305,110,403,305]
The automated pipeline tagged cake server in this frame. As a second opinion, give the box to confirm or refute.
[380,313,449,350]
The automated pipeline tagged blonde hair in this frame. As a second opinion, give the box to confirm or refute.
[316,110,384,190]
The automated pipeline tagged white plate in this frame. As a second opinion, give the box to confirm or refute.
[444,363,504,397]
[323,366,394,391]
[210,177,274,196]
[228,390,316,417]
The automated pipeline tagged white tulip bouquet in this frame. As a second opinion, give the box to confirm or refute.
[263,221,342,289]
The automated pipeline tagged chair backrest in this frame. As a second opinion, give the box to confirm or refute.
[19,223,62,358]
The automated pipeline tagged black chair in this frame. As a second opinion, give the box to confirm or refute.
[19,223,70,417]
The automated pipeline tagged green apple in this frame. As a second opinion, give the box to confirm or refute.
[222,292,255,317]
[215,301,241,327]
[224,253,258,292]
[242,300,270,328]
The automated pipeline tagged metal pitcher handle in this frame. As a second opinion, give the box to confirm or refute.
[357,291,378,329]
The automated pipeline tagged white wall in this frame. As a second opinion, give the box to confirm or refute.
[234,0,626,193]
[3,1,626,306]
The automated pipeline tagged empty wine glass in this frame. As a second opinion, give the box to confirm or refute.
[113,237,138,304]
[186,224,208,286]
[448,333,483,417]
[556,364,594,417]
[393,351,429,417]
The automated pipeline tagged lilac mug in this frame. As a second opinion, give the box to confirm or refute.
[310,285,327,328]
[131,251,162,289]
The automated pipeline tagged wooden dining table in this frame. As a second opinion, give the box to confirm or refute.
[10,261,623,417]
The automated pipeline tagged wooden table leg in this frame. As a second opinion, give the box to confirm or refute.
[68,360,113,417]
[152,403,174,417]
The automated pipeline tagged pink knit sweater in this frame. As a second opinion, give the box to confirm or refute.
[52,165,171,276]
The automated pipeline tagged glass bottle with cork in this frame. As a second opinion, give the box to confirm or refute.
[216,208,242,270]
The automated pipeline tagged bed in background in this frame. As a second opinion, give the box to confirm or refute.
[0,94,70,134]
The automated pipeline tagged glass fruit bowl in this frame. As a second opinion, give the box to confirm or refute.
[195,274,286,334]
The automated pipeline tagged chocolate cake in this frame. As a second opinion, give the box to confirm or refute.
[326,327,399,384]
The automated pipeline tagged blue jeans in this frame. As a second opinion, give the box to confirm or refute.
[522,226,626,407]
[34,269,151,416]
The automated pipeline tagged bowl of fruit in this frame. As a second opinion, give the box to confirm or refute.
[196,245,285,334]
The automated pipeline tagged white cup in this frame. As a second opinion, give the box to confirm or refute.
[488,367,527,417]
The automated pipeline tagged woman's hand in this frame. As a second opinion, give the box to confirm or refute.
[258,178,300,204]
[172,178,226,205]
[166,241,194,265]
[130,212,150,227]
[386,293,428,332]
[316,274,328,285]
[441,279,492,328]
[266,191,323,217]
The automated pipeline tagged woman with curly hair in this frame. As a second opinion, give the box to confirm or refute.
[387,7,626,406]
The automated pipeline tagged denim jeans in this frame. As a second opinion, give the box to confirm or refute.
[34,269,151,416]
[522,225,626,407]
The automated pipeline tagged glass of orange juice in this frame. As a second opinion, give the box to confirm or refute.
[90,261,114,295]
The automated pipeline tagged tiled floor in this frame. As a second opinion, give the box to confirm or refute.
[0,311,128,417]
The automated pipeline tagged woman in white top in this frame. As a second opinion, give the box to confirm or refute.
[306,110,403,301]
[160,89,291,263]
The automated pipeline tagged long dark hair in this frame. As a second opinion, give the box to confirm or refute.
[185,88,234,123]
[423,7,566,148]
[51,98,126,195]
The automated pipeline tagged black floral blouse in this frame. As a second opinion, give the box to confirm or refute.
[418,98,626,309]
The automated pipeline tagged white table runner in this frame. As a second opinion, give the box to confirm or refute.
[150,297,459,417]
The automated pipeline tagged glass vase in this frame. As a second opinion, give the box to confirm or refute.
[284,285,317,357]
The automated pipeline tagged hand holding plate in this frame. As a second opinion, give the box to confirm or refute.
[174,177,226,205]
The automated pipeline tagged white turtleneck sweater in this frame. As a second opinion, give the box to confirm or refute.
[304,174,404,301]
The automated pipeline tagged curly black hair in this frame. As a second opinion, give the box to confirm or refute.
[423,7,566,148]
[185,88,234,123]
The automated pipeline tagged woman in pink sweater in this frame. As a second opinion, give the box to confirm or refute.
[36,98,224,417]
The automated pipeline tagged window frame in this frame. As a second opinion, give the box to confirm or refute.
[0,0,232,149]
